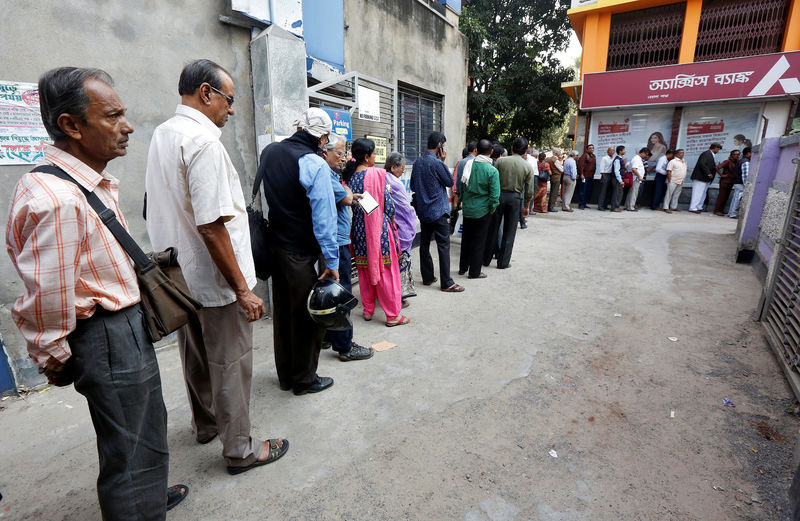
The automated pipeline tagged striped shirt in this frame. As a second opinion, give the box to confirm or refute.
[6,145,140,367]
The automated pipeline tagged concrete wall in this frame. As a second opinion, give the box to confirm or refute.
[343,0,468,168]
[738,135,800,284]
[0,0,257,388]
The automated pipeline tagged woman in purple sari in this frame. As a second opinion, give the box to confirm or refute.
[384,152,418,307]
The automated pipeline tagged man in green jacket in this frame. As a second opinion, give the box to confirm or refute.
[484,137,534,269]
[457,139,500,279]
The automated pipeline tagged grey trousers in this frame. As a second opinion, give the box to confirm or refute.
[177,301,261,467]
[67,304,168,521]
[625,178,641,210]
[561,177,576,210]
[664,182,683,210]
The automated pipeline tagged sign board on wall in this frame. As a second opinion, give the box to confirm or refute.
[582,51,800,110]
[366,135,388,164]
[0,81,51,165]
[588,108,674,178]
[358,86,381,122]
[320,106,352,140]
[677,103,761,176]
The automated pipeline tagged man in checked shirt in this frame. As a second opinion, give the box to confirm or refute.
[6,68,186,520]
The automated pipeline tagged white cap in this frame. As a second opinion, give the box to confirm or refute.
[293,108,333,138]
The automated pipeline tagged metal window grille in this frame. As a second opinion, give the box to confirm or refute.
[398,85,443,162]
[606,3,685,71]
[694,0,791,62]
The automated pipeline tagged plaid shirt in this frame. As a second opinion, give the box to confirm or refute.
[6,145,140,367]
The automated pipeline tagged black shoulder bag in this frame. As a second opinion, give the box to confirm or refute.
[34,165,202,342]
[248,164,272,280]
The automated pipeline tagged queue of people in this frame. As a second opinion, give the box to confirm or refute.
[4,61,492,521]
[4,60,756,521]
[523,142,752,217]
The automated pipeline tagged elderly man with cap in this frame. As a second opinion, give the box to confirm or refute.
[561,150,579,212]
[258,108,340,395]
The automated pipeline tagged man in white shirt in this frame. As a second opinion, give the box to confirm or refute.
[521,146,539,226]
[651,149,675,210]
[625,147,651,211]
[596,146,615,210]
[145,59,288,475]
[663,149,687,213]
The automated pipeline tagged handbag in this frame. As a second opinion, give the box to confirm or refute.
[623,172,634,187]
[33,165,202,343]
[248,167,272,280]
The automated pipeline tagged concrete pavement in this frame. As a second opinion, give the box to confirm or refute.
[1,208,798,520]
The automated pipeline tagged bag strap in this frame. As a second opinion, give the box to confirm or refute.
[32,165,154,271]
[251,151,270,206]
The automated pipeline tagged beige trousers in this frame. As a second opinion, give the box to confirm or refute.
[177,301,262,467]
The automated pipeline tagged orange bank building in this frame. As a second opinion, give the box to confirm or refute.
[564,0,800,200]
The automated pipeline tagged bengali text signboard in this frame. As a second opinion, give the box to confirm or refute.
[581,51,800,110]
[366,135,387,164]
[0,81,51,165]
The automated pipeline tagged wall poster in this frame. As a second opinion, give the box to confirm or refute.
[588,108,674,178]
[357,85,380,122]
[0,81,50,165]
[677,103,761,179]
[366,135,387,164]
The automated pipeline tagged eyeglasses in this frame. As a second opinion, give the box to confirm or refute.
[209,85,234,107]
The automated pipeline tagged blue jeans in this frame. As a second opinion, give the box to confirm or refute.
[728,184,744,217]
[325,245,353,353]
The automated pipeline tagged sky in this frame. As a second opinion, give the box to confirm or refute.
[556,29,582,69]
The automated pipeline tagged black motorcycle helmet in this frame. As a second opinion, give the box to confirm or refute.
[307,278,359,330]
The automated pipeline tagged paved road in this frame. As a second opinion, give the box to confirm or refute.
[1,209,798,520]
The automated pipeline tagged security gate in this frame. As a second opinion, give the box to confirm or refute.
[761,155,800,400]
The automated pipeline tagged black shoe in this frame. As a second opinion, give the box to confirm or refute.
[520,222,528,229]
[293,376,334,395]
[339,343,374,362]
[598,207,607,211]
[458,269,467,275]
[549,209,559,213]
[321,341,332,350]
[166,484,189,511]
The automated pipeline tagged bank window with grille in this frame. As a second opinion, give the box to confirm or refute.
[606,3,686,71]
[398,85,443,163]
[694,0,791,62]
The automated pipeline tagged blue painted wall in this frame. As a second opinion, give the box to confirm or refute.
[440,0,461,14]
[303,0,345,72]
[0,338,16,394]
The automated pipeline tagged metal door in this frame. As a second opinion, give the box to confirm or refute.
[761,155,800,400]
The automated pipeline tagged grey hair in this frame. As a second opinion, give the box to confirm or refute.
[38,67,114,141]
[552,148,562,155]
[384,151,405,172]
[324,132,345,150]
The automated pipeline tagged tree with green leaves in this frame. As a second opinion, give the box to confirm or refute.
[460,0,575,146]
